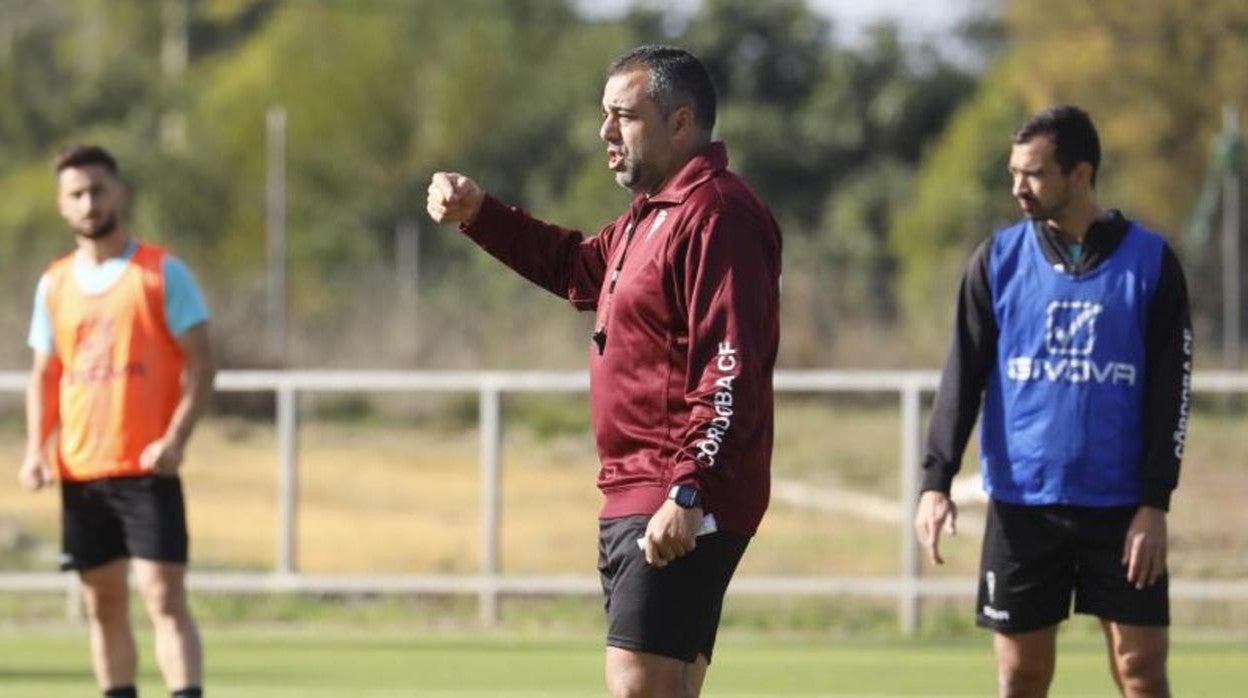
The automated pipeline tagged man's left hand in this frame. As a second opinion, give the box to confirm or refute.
[139,437,185,477]
[642,500,702,569]
[1123,505,1168,589]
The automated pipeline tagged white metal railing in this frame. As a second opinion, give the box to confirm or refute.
[3,369,1248,635]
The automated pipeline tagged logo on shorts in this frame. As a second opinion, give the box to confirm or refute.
[982,571,1010,621]
[982,605,1011,622]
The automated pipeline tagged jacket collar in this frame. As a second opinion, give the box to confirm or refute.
[635,141,728,207]
[1034,209,1130,273]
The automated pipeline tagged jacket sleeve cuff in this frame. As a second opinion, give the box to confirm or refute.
[920,457,957,494]
[1139,484,1172,511]
[669,463,711,507]
[459,194,508,241]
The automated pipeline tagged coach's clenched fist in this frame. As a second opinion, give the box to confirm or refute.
[427,172,485,226]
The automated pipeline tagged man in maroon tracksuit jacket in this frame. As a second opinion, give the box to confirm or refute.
[426,45,781,698]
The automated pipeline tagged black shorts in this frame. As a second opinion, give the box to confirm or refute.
[976,498,1168,634]
[60,475,189,571]
[597,515,749,664]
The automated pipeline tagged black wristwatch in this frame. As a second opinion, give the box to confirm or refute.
[667,484,705,510]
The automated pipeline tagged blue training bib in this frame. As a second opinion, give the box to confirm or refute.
[981,220,1164,506]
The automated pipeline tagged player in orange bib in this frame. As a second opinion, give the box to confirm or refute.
[19,145,215,698]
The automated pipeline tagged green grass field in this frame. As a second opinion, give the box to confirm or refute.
[2,398,1247,696]
[1,627,1246,697]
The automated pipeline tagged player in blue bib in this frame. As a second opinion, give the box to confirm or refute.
[915,106,1192,697]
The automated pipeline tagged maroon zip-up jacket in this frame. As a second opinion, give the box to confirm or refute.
[460,142,781,536]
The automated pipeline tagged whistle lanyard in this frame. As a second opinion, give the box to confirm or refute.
[592,208,643,355]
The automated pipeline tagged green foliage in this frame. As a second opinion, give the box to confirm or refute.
[682,7,976,363]
[892,0,1248,358]
[0,0,975,368]
[889,58,1026,354]
[1005,0,1248,235]
[8,0,1244,367]
[1008,0,1248,348]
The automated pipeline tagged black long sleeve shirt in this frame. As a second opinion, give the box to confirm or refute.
[921,211,1193,510]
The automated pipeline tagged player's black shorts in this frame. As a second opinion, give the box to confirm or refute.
[597,515,749,664]
[976,498,1168,634]
[60,475,189,571]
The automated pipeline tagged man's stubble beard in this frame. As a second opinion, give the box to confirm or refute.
[613,157,660,194]
[76,215,118,240]
[614,158,642,191]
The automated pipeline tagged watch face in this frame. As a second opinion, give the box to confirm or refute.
[675,486,700,508]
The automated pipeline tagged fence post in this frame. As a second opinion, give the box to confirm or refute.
[276,383,299,575]
[899,381,922,636]
[479,384,502,626]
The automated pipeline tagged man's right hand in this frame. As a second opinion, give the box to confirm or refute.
[427,172,485,226]
[18,452,53,492]
[914,490,957,565]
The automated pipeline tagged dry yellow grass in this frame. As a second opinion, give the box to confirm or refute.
[0,400,1242,581]
[0,413,907,576]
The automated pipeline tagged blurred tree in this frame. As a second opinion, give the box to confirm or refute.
[685,0,836,231]
[681,2,976,362]
[1008,0,1248,348]
[0,0,980,368]
[891,0,1248,359]
[889,59,1025,357]
[1007,0,1248,236]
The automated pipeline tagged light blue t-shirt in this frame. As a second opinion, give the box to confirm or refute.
[27,239,210,354]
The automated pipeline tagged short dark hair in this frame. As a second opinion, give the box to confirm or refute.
[53,144,120,176]
[1013,106,1101,186]
[608,45,717,135]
